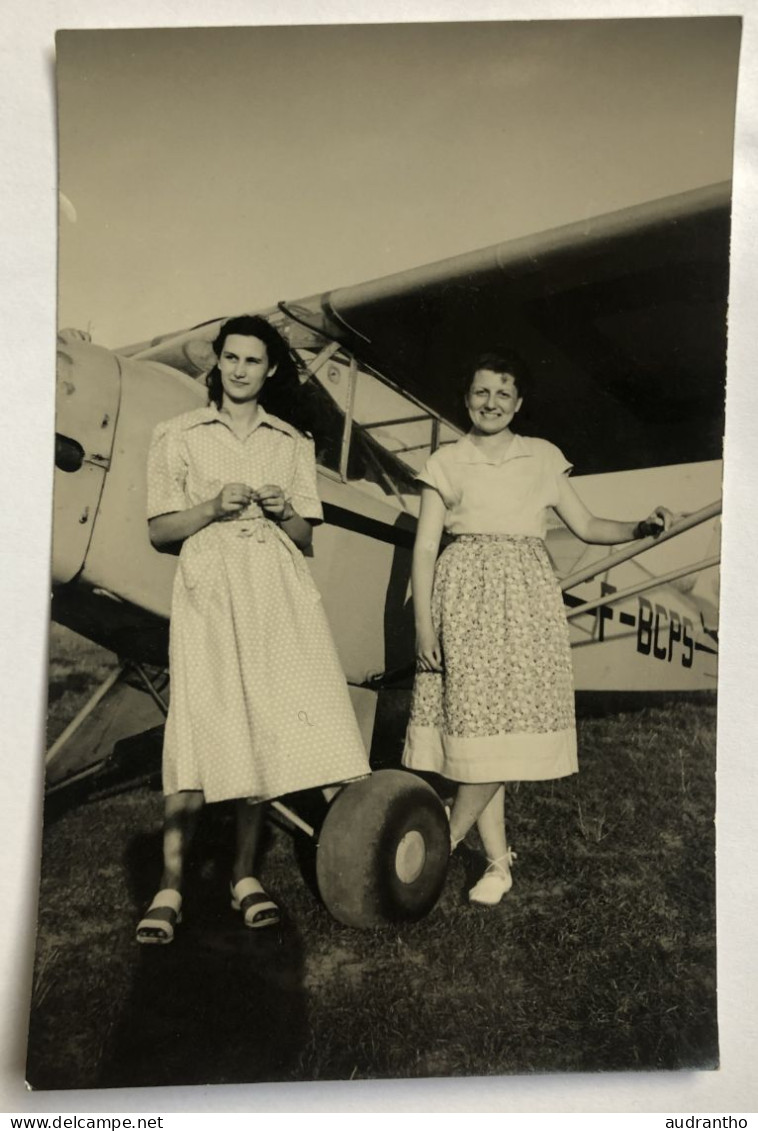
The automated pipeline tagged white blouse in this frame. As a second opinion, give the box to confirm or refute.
[417,432,572,540]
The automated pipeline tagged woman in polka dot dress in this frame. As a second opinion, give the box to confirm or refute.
[136,315,370,943]
[402,351,672,907]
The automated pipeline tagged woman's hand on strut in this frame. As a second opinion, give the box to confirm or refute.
[213,482,255,519]
[416,627,443,673]
[636,505,674,539]
[253,484,295,522]
[556,478,676,546]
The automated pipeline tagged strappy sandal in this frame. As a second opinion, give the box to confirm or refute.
[230,878,280,930]
[468,848,517,906]
[136,888,183,945]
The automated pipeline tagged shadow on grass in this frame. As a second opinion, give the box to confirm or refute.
[98,807,309,1089]
[27,802,311,1091]
[28,691,719,1088]
[98,913,308,1089]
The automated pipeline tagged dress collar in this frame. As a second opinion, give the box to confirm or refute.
[180,403,298,439]
[452,431,532,466]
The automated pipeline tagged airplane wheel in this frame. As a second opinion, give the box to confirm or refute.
[316,769,449,929]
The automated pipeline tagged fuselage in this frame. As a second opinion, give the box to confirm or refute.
[52,337,718,705]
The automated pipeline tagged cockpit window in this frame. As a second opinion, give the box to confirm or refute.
[297,349,459,512]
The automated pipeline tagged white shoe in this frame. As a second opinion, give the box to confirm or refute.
[468,849,516,906]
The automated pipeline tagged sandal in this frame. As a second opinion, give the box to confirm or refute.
[468,849,517,906]
[230,878,280,930]
[136,888,183,945]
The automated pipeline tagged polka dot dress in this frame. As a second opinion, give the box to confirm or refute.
[147,405,370,803]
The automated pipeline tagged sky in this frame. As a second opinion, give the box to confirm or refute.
[56,19,741,347]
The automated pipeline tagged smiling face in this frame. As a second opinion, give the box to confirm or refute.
[465,369,523,436]
[217,334,276,404]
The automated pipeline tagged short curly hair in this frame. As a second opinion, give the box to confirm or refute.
[462,349,531,401]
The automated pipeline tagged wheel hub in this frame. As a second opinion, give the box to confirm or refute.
[394,830,427,884]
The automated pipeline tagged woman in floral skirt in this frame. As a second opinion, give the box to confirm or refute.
[402,350,670,905]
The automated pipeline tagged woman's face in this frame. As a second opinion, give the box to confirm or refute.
[465,369,522,435]
[217,334,276,404]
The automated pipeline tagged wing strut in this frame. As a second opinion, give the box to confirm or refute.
[46,655,327,840]
[45,661,169,793]
[560,500,721,593]
[565,554,720,621]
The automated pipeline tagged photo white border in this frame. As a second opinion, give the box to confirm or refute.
[2,0,756,1114]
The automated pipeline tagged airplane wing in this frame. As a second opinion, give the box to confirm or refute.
[126,181,730,477]
[280,180,730,476]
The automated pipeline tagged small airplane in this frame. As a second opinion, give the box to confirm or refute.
[47,180,727,927]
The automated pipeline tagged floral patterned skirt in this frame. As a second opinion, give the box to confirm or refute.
[402,535,578,783]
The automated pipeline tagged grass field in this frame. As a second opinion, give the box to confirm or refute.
[27,627,718,1090]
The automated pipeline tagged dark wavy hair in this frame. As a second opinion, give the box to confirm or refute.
[462,349,532,401]
[206,314,315,436]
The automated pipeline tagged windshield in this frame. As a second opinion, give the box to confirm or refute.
[298,349,459,512]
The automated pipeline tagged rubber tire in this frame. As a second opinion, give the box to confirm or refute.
[316,769,449,929]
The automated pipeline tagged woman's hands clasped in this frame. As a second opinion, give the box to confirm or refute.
[254,484,295,522]
[211,482,294,522]
[212,482,256,519]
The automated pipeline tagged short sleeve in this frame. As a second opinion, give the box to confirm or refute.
[416,452,457,508]
[146,420,189,519]
[290,435,323,522]
[550,443,573,479]
[544,442,573,506]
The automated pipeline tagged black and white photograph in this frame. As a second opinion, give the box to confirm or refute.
[3,3,757,1113]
